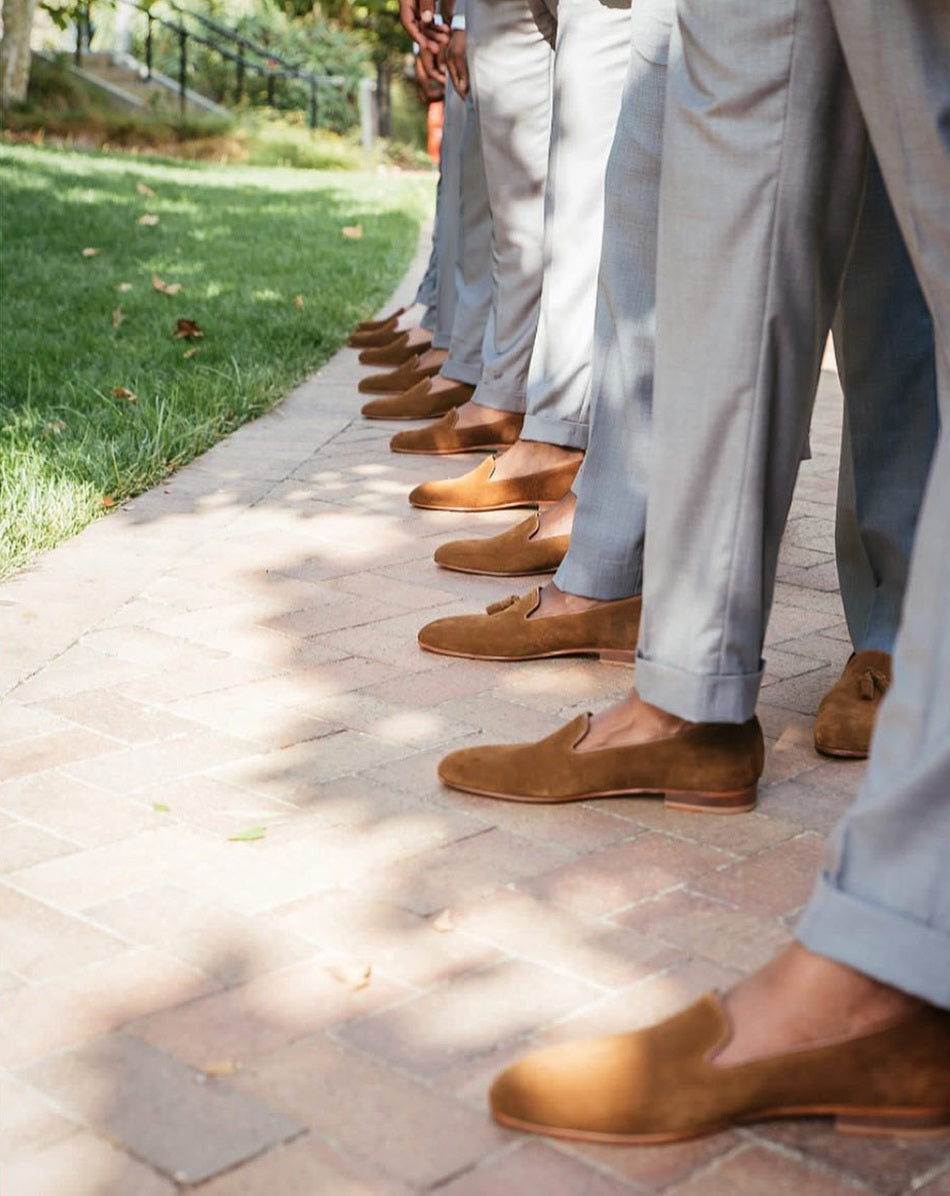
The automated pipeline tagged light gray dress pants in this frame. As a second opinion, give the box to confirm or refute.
[794,0,950,1010]
[428,80,466,351]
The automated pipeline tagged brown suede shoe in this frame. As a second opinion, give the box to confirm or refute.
[418,588,638,663]
[392,411,523,460]
[358,357,445,396]
[490,992,950,1143]
[434,513,570,576]
[814,650,891,759]
[359,331,431,367]
[354,305,404,333]
[438,713,763,812]
[347,320,401,349]
[408,453,579,510]
[362,379,475,421]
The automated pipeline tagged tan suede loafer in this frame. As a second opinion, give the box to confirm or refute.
[358,357,445,396]
[434,513,570,576]
[438,713,763,812]
[490,992,950,1143]
[362,379,475,421]
[392,411,524,460]
[359,331,431,367]
[814,650,891,759]
[418,588,638,662]
[407,453,580,511]
[347,320,401,349]
[354,305,404,333]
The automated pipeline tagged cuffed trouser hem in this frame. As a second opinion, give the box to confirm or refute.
[635,654,763,724]
[554,554,641,603]
[420,308,437,333]
[442,356,482,387]
[472,379,526,415]
[797,877,950,1010]
[520,413,588,451]
[431,332,452,351]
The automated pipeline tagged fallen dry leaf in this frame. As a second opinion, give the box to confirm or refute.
[42,420,67,436]
[136,181,156,197]
[294,294,304,310]
[153,802,170,812]
[82,247,103,257]
[329,961,372,990]
[201,1060,238,1077]
[138,213,160,226]
[227,825,266,842]
[117,282,133,293]
[183,347,198,359]
[151,273,182,296]
[173,318,204,339]
[431,909,455,933]
[102,495,116,508]
[112,307,125,329]
[341,224,363,240]
[112,387,138,402]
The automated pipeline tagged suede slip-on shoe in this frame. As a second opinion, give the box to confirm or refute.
[814,649,891,759]
[418,588,639,663]
[359,331,432,367]
[408,452,580,511]
[393,410,524,461]
[347,319,402,349]
[362,379,475,421]
[358,356,446,397]
[438,712,763,812]
[489,992,950,1144]
[354,305,405,333]
[434,513,570,576]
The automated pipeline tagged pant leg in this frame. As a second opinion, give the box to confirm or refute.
[796,0,950,1011]
[832,154,938,653]
[635,0,868,724]
[519,0,632,450]
[553,0,673,599]
[430,81,467,350]
[443,90,494,386]
[466,0,555,414]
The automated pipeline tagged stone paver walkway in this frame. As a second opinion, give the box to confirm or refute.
[3,235,949,1196]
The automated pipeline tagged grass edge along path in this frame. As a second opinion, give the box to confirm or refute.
[0,142,432,579]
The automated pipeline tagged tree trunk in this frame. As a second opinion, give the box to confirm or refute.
[375,58,391,138]
[1,0,40,106]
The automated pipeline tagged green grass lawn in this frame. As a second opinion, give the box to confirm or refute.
[0,142,432,577]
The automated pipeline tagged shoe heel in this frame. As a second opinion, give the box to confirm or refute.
[664,787,757,815]
[596,649,636,666]
[836,1110,950,1137]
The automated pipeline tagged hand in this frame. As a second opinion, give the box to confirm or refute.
[419,43,447,87]
[447,29,469,99]
[399,0,449,55]
[414,51,445,101]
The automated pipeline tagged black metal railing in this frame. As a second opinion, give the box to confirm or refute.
[77,0,347,128]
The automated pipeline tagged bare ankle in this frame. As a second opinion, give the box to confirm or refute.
[576,690,690,753]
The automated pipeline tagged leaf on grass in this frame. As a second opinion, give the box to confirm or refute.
[183,347,198,359]
[227,825,266,841]
[201,1060,238,1077]
[42,420,67,436]
[117,282,133,292]
[102,495,116,508]
[136,181,156,197]
[294,294,304,310]
[431,909,455,933]
[112,306,125,329]
[329,960,372,990]
[112,387,138,402]
[81,247,103,257]
[153,802,170,812]
[138,213,160,226]
[151,273,182,296]
[341,224,363,240]
[173,317,204,339]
